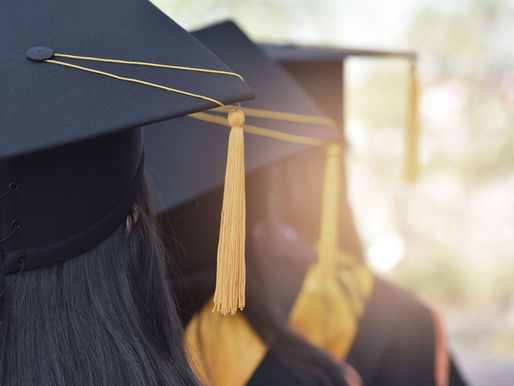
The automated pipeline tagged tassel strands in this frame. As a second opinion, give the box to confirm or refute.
[213,108,246,315]
[317,143,342,277]
[404,60,419,183]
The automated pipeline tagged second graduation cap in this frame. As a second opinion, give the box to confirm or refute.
[144,21,341,314]
[0,0,253,275]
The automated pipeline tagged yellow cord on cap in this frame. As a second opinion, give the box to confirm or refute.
[45,60,226,106]
[53,53,245,81]
[41,52,246,107]
[209,106,336,127]
[190,112,326,147]
[213,108,247,315]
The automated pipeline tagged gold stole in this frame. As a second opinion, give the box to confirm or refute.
[288,254,374,360]
[186,305,267,386]
[185,256,375,385]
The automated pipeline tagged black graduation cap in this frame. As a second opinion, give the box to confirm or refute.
[0,0,254,275]
[144,21,340,315]
[145,22,339,213]
[261,44,419,182]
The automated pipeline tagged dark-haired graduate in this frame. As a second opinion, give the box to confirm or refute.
[0,1,255,385]
[260,44,469,386]
[146,22,361,386]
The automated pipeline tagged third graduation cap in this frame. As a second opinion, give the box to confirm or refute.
[0,1,253,275]
[144,21,340,314]
[262,43,420,182]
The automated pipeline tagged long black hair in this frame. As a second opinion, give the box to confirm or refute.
[161,148,361,385]
[0,178,200,386]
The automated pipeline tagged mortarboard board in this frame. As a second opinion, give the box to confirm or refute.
[145,22,339,212]
[0,0,253,275]
[261,44,419,182]
[144,21,341,314]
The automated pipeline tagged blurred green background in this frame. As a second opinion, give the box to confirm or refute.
[153,0,514,383]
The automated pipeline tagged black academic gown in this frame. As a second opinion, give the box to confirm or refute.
[346,278,467,386]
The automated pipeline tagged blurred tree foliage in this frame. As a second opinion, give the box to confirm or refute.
[411,0,514,180]
[348,0,514,181]
[384,0,514,357]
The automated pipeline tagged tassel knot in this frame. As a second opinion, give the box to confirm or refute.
[228,109,245,128]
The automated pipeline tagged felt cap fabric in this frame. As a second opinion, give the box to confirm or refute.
[0,1,254,274]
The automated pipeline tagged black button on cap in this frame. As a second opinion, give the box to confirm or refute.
[26,46,55,61]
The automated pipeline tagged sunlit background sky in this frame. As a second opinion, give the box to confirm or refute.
[153,1,514,384]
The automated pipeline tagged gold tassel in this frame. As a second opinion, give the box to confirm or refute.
[405,60,419,183]
[213,108,246,315]
[317,143,342,276]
